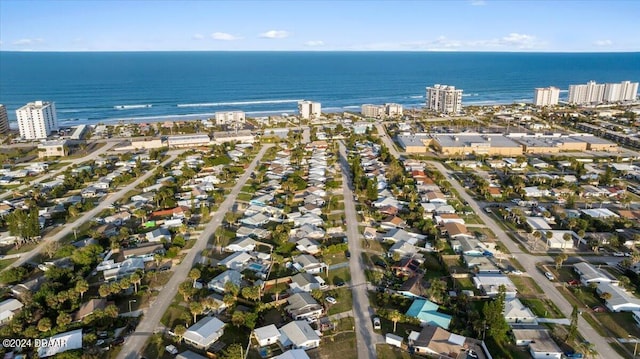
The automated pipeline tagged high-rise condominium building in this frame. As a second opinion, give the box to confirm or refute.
[533,87,560,106]
[426,84,463,114]
[214,111,246,126]
[16,101,58,140]
[298,101,321,120]
[385,103,403,117]
[569,81,638,105]
[0,105,9,134]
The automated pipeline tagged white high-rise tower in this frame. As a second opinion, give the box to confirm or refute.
[16,101,58,140]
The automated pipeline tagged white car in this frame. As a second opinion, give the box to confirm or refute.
[165,345,178,355]
[613,252,625,257]
[325,296,337,304]
[544,272,555,281]
[373,317,381,330]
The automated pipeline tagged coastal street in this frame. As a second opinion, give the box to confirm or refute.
[118,144,273,359]
[4,151,180,271]
[338,141,379,359]
[0,141,117,200]
[374,123,619,359]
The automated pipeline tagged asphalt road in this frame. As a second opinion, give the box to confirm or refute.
[0,141,117,200]
[374,123,619,358]
[117,144,273,359]
[4,151,180,271]
[338,141,380,359]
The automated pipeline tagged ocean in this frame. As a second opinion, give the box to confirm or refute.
[1,51,639,126]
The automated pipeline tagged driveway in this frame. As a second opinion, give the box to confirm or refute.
[117,144,272,359]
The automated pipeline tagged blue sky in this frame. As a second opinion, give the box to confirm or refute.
[1,0,638,52]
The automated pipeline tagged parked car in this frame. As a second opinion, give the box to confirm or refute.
[335,281,345,287]
[544,272,555,281]
[165,345,178,355]
[567,279,580,286]
[373,317,381,330]
[112,337,125,346]
[325,296,337,305]
[613,252,625,257]
[345,250,351,258]
[592,306,607,313]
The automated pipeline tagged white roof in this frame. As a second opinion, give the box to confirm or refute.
[273,349,311,359]
[255,324,281,341]
[37,329,83,357]
[581,208,619,218]
[279,320,320,346]
[526,216,551,230]
[183,316,226,346]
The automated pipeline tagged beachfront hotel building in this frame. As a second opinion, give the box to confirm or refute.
[16,101,59,140]
[361,103,403,118]
[298,101,321,120]
[533,87,560,106]
[0,105,9,134]
[569,81,638,105]
[426,84,463,114]
[215,111,246,126]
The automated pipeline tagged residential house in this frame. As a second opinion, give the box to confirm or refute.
[442,222,474,240]
[241,213,271,227]
[464,255,500,273]
[292,224,325,240]
[523,186,549,198]
[408,325,489,359]
[146,228,172,243]
[102,257,145,281]
[219,252,254,271]
[292,254,328,274]
[254,324,281,347]
[74,298,106,322]
[397,275,427,298]
[289,273,326,293]
[285,292,324,321]
[596,282,640,312]
[391,257,422,278]
[543,230,577,249]
[207,270,242,294]
[273,349,311,359]
[405,299,452,329]
[574,262,619,286]
[473,273,518,298]
[278,321,321,350]
[434,213,465,225]
[389,241,420,259]
[183,316,226,350]
[236,226,270,239]
[121,243,165,262]
[425,191,447,204]
[0,298,23,324]
[503,298,538,326]
[226,237,257,252]
[295,238,321,255]
[512,329,562,359]
[382,228,424,245]
[293,213,324,227]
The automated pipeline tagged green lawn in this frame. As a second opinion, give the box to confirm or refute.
[326,288,354,316]
[520,298,563,318]
[323,266,351,286]
[376,345,416,359]
[324,252,349,265]
[509,276,544,296]
[0,258,18,271]
[309,318,357,359]
[237,192,252,202]
[453,277,475,290]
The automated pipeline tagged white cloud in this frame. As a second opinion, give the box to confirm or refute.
[594,39,613,46]
[211,32,242,41]
[470,0,486,5]
[12,38,44,46]
[350,33,542,51]
[192,34,205,40]
[304,40,325,47]
[259,30,289,39]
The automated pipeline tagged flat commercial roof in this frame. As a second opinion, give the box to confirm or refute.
[397,135,428,148]
[432,133,522,148]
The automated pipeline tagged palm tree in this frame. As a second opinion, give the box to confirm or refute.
[130,272,142,293]
[555,254,568,270]
[532,231,542,250]
[577,341,598,359]
[388,310,402,333]
[173,325,187,343]
[189,302,204,324]
[37,318,52,332]
[189,268,201,286]
[75,279,89,301]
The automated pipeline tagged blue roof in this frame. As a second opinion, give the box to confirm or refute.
[405,299,452,329]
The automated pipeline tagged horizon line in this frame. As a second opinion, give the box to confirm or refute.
[1,49,639,54]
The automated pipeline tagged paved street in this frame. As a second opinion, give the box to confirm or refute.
[5,151,180,271]
[118,144,272,359]
[374,123,619,358]
[338,141,381,359]
[0,141,117,200]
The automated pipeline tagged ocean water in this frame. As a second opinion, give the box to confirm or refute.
[0,51,639,126]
